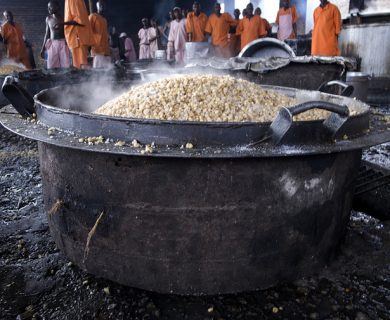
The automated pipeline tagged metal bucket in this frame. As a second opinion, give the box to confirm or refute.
[346,72,370,102]
[154,50,167,60]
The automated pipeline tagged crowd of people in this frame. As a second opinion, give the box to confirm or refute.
[0,0,342,70]
[138,0,341,64]
[0,0,137,70]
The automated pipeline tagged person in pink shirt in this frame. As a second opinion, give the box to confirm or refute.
[119,32,136,61]
[168,7,187,64]
[40,1,71,69]
[138,18,151,59]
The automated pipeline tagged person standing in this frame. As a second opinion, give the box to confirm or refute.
[149,18,163,58]
[255,7,271,36]
[89,0,111,68]
[168,7,187,64]
[275,0,299,41]
[40,1,71,69]
[138,18,151,60]
[182,9,189,24]
[64,0,93,69]
[311,0,341,56]
[109,26,120,62]
[24,37,36,69]
[119,33,136,61]
[205,3,236,58]
[162,11,173,46]
[186,2,208,42]
[163,11,174,60]
[1,11,31,69]
[228,8,241,56]
[236,3,267,50]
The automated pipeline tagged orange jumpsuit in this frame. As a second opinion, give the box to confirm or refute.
[64,0,93,68]
[236,16,267,49]
[1,22,31,69]
[205,13,236,58]
[186,12,208,42]
[276,6,299,40]
[311,2,341,56]
[89,13,110,56]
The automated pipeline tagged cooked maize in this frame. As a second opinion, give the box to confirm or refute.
[95,75,345,123]
[0,64,25,75]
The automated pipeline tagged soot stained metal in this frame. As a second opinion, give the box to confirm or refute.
[0,74,389,295]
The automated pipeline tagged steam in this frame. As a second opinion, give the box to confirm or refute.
[0,58,26,70]
[37,59,253,116]
[38,62,204,114]
[46,76,130,114]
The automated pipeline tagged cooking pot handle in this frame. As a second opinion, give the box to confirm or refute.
[318,80,354,97]
[288,101,349,117]
[269,101,350,145]
[1,75,35,117]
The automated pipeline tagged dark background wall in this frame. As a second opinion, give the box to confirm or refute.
[0,0,215,64]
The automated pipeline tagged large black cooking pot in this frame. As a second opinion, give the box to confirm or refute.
[1,77,389,295]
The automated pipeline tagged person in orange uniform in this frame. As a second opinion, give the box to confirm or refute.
[186,2,208,42]
[275,0,299,41]
[64,0,93,68]
[228,9,241,56]
[311,0,341,56]
[205,3,236,58]
[255,7,271,36]
[236,3,267,50]
[89,0,111,68]
[1,11,31,69]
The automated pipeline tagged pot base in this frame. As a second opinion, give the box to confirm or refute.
[40,142,362,295]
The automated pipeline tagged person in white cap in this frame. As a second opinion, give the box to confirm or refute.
[119,32,136,61]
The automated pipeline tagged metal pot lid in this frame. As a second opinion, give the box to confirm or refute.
[238,38,296,59]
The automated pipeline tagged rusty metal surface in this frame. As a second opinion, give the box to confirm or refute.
[187,56,357,74]
[40,142,362,295]
[339,22,390,75]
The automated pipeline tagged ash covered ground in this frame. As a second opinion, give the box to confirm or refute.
[1,124,390,320]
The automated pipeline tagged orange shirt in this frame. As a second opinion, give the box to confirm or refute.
[89,13,110,56]
[236,16,267,49]
[64,0,93,49]
[0,22,31,69]
[205,13,235,47]
[186,12,208,42]
[312,2,341,56]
